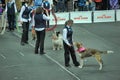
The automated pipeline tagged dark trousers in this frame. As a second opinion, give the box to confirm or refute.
[21,22,29,43]
[35,29,46,53]
[7,14,15,30]
[63,42,79,66]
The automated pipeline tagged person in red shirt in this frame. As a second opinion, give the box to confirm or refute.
[94,0,102,10]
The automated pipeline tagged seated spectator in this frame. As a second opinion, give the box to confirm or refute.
[109,0,119,10]
[78,0,86,11]
[56,0,65,12]
[53,0,57,12]
[94,0,102,10]
[89,0,96,11]
[84,0,89,11]
[74,0,78,11]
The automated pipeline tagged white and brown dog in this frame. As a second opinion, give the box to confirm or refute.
[52,31,63,50]
[74,42,114,70]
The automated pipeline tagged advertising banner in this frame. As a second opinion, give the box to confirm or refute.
[50,12,69,25]
[70,11,92,23]
[116,9,120,21]
[94,10,115,22]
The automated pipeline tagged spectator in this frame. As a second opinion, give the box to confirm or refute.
[74,0,78,11]
[89,0,96,11]
[53,0,57,12]
[33,0,42,9]
[78,0,86,11]
[109,0,119,10]
[94,0,102,10]
[84,0,89,11]
[56,0,65,12]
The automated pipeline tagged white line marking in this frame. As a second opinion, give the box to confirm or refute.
[45,54,81,80]
[4,64,26,68]
[19,52,25,56]
[14,32,81,80]
[29,43,80,80]
[0,54,6,59]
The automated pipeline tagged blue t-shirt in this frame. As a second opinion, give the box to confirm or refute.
[34,0,42,6]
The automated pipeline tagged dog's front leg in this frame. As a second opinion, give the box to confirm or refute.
[79,58,84,68]
[53,45,56,50]
[57,47,60,50]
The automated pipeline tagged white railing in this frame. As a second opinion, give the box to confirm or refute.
[49,9,120,25]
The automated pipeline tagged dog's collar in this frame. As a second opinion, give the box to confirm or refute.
[77,47,86,53]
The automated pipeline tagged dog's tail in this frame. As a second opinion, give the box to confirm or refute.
[100,50,114,54]
[107,50,114,54]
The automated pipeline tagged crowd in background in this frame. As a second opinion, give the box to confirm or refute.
[0,0,120,14]
[75,0,120,11]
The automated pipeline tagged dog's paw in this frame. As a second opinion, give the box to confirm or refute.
[53,48,56,50]
[99,66,102,70]
[57,48,60,50]
[99,67,102,70]
[78,66,83,68]
[107,50,114,54]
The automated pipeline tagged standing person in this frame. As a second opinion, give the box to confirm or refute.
[42,0,50,28]
[19,0,32,45]
[33,7,50,54]
[63,20,80,67]
[5,0,17,31]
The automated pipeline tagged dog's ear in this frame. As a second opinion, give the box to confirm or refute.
[58,31,60,33]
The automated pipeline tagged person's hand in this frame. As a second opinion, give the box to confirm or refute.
[20,21,23,24]
[45,9,49,16]
[68,44,72,47]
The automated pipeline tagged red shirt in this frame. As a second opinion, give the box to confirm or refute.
[94,0,102,2]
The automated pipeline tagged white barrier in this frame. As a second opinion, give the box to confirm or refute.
[50,10,119,25]
[50,12,69,25]
[70,11,92,23]
[116,10,120,21]
[93,10,115,22]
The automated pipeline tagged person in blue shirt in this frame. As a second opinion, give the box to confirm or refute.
[78,0,86,11]
[33,0,42,9]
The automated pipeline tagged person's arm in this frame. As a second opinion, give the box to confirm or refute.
[43,14,50,21]
[19,5,25,23]
[4,3,7,12]
[14,2,17,13]
[63,28,71,46]
[32,14,35,27]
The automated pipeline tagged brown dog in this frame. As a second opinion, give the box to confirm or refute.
[74,42,114,70]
